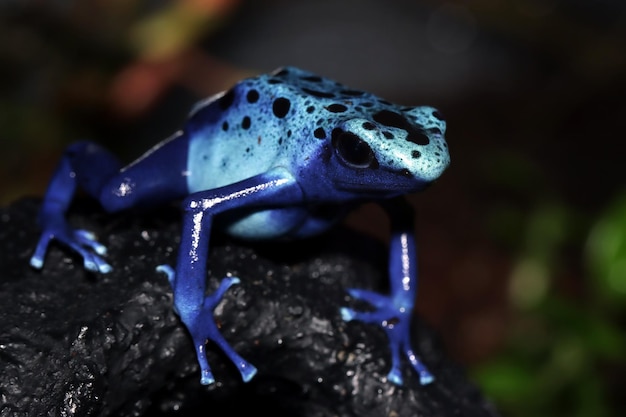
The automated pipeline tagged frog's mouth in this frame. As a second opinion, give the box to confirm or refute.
[333,169,429,195]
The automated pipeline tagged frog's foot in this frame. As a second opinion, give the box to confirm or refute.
[340,288,433,386]
[157,266,258,385]
[30,226,111,274]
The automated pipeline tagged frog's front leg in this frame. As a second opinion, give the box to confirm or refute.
[340,197,433,386]
[159,168,303,385]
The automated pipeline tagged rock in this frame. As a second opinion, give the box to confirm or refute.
[0,198,498,417]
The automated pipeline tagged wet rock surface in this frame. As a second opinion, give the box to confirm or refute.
[0,198,498,417]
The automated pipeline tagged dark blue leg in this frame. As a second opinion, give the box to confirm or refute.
[157,169,303,385]
[31,141,122,273]
[340,197,433,385]
[31,133,189,273]
[158,265,255,384]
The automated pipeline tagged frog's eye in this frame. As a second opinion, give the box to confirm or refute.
[331,129,377,169]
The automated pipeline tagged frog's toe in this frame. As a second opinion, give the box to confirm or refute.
[340,307,357,321]
[418,369,434,385]
[406,348,434,384]
[203,276,241,310]
[30,234,53,269]
[237,361,258,382]
[219,276,241,292]
[218,276,240,290]
[387,367,404,385]
[388,327,435,386]
[31,225,112,274]
[75,229,108,255]
[200,372,216,385]
[81,252,112,274]
[156,264,175,285]
[74,228,96,241]
[346,288,389,307]
[97,260,112,274]
[396,355,434,385]
[30,255,44,269]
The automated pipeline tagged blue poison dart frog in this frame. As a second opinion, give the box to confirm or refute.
[30,66,449,386]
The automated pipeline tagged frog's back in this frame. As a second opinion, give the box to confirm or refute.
[184,66,448,200]
[184,67,397,193]
[185,68,327,193]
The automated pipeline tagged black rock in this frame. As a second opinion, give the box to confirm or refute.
[0,198,499,417]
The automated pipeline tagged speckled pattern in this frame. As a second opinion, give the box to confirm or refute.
[187,66,449,196]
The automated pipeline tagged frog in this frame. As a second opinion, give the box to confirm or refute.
[30,66,450,386]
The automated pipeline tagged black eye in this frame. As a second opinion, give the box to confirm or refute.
[331,129,377,169]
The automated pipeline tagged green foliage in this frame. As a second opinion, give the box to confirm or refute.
[587,193,626,307]
[474,157,626,417]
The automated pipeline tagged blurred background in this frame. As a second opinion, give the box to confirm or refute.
[1,1,625,416]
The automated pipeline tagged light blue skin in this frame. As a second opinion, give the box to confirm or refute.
[30,66,449,386]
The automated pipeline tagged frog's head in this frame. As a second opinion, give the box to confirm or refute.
[323,106,449,198]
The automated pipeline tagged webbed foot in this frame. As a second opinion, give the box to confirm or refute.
[31,221,111,273]
[341,288,433,385]
[158,265,258,385]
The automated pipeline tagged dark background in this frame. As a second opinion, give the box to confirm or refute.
[1,1,625,416]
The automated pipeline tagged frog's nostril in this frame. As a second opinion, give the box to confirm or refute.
[372,110,430,146]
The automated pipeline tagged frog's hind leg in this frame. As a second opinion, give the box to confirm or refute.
[31,140,124,273]
[31,134,189,273]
